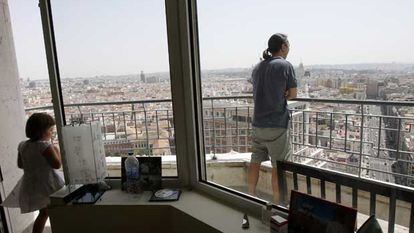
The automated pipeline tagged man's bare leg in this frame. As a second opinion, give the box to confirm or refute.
[272,167,280,204]
[248,163,261,196]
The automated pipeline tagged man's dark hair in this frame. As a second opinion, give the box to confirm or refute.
[25,113,55,141]
[262,33,288,60]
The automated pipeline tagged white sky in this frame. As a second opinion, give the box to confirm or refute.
[9,0,414,80]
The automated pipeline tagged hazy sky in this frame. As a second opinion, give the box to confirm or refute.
[9,0,414,80]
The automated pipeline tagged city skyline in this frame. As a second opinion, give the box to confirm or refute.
[21,62,414,82]
[9,0,414,80]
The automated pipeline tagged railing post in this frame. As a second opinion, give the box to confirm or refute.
[167,109,171,138]
[133,110,138,141]
[224,107,227,152]
[344,114,348,151]
[130,104,135,122]
[247,106,251,152]
[101,113,107,140]
[352,188,358,209]
[335,184,341,203]
[315,112,319,146]
[388,190,396,233]
[303,111,306,146]
[143,103,150,155]
[235,107,239,152]
[293,172,298,190]
[306,176,312,195]
[123,112,127,138]
[320,179,326,199]
[211,99,216,156]
[359,104,364,178]
[329,113,333,150]
[378,116,382,158]
[290,111,295,150]
[396,118,401,161]
[277,161,287,206]
[112,113,117,139]
[156,110,160,139]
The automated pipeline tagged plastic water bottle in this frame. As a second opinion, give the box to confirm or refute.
[125,153,140,193]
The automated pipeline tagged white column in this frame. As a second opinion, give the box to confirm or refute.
[0,0,35,232]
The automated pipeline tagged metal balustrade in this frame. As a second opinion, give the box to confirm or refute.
[25,96,414,231]
[25,97,414,179]
[276,161,414,233]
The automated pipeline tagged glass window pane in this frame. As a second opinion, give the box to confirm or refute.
[51,1,177,177]
[10,1,60,163]
[197,0,414,216]
[9,1,53,117]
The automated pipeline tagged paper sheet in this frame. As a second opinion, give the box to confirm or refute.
[62,122,107,184]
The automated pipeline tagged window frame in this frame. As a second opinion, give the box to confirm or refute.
[38,0,180,186]
[0,170,10,233]
[165,0,285,216]
[39,0,276,217]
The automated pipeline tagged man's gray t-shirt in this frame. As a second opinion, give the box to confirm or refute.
[252,57,297,128]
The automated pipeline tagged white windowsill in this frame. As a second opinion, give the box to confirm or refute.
[50,187,270,233]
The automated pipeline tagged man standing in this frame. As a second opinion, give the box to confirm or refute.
[248,33,297,204]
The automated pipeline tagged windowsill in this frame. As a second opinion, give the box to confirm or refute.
[102,190,269,232]
[50,157,412,233]
[49,186,270,233]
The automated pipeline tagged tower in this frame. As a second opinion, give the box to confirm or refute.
[140,70,145,83]
[296,62,306,88]
[297,62,305,78]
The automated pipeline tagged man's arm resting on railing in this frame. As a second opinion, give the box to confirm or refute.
[285,88,297,100]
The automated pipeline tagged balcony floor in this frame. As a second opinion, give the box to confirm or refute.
[21,213,51,233]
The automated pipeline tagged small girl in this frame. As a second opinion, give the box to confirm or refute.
[2,113,64,233]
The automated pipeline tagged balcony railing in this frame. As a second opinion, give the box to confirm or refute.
[277,161,414,233]
[25,96,414,232]
[25,96,414,183]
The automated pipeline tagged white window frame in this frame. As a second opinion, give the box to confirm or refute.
[165,0,273,216]
[39,0,272,217]
[38,0,181,186]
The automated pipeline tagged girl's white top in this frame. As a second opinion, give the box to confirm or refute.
[2,140,64,213]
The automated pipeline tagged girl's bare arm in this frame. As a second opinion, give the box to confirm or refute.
[17,152,23,169]
[42,145,62,169]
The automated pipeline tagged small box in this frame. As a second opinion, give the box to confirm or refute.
[270,215,288,233]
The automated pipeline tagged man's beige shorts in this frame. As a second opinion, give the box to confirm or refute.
[251,127,292,167]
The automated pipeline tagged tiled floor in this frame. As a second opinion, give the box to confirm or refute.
[21,217,51,233]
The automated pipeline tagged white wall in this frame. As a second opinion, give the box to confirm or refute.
[0,0,35,232]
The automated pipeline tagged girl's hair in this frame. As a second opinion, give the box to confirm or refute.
[25,113,56,141]
[262,33,288,60]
